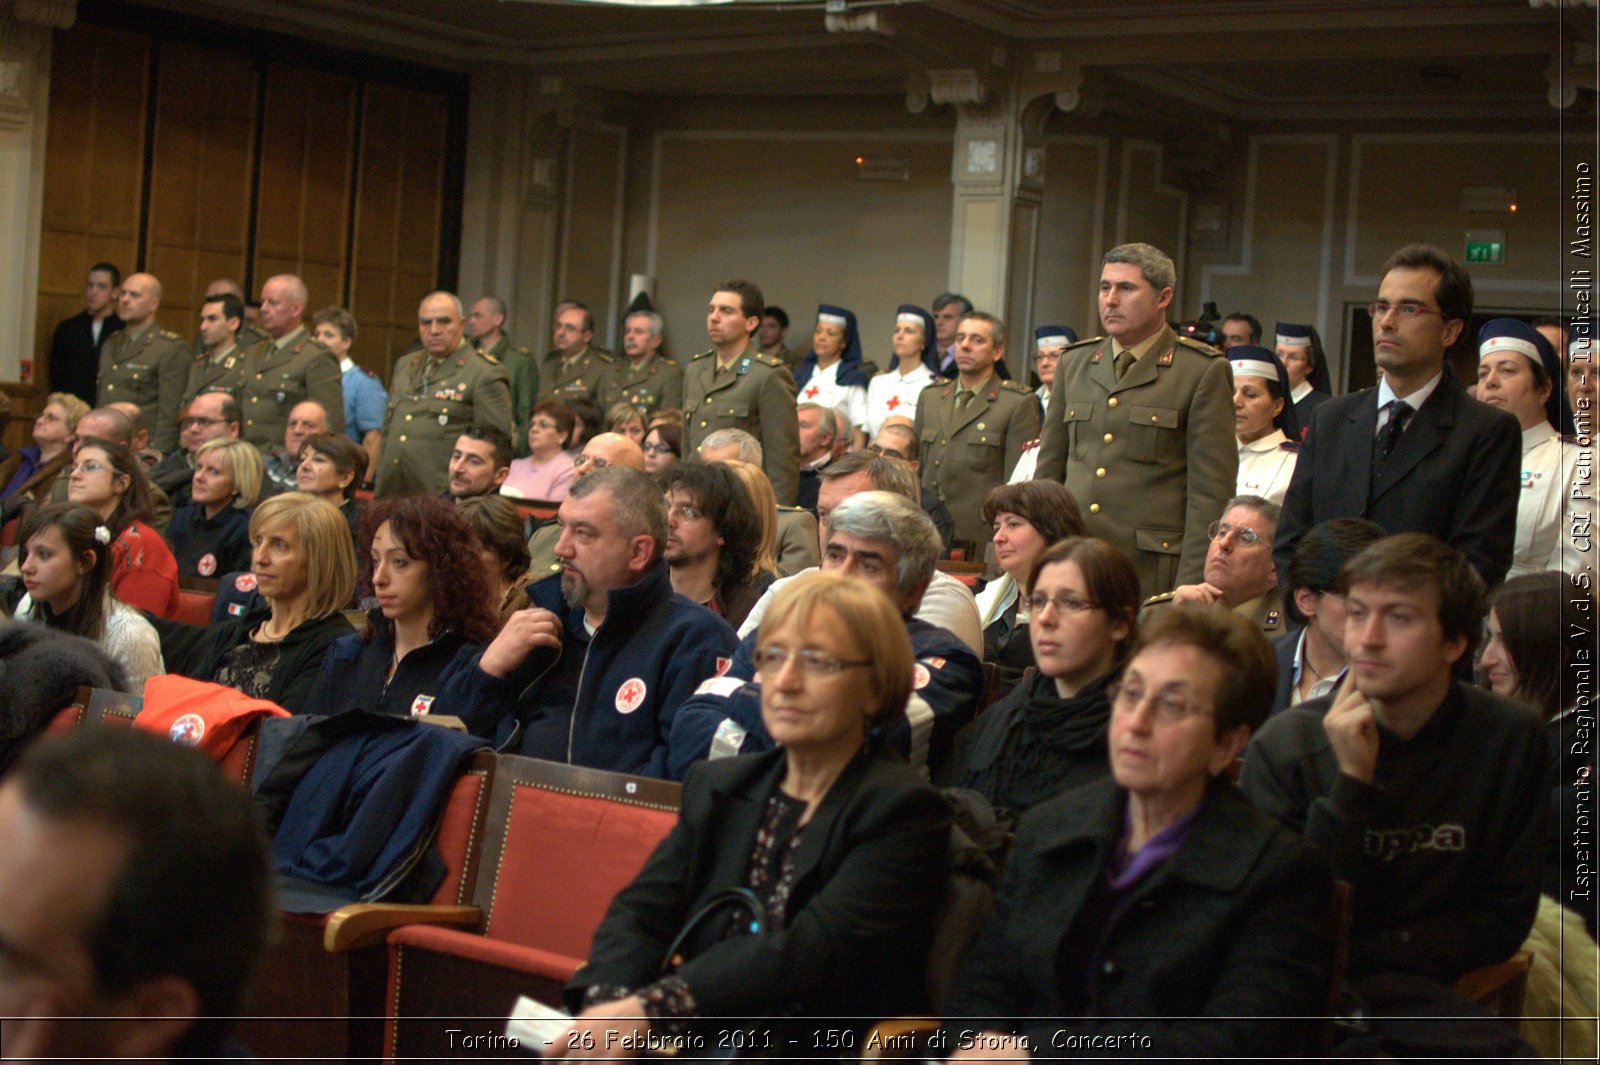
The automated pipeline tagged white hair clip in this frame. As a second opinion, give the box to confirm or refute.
[94,525,112,545]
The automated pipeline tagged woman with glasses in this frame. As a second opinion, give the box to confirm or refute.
[974,480,1086,686]
[1029,325,1075,427]
[944,605,1335,1059]
[641,421,681,477]
[1273,321,1333,429]
[502,399,576,501]
[65,437,180,618]
[163,438,263,579]
[1228,346,1300,506]
[955,537,1139,826]
[559,572,949,1059]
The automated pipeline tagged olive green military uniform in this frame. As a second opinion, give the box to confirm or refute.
[182,343,246,407]
[97,321,192,453]
[538,345,613,405]
[1139,587,1285,636]
[193,321,265,356]
[480,335,540,457]
[683,343,800,506]
[912,371,1038,547]
[1034,324,1236,600]
[525,521,563,583]
[774,505,819,577]
[375,340,512,499]
[767,345,802,373]
[597,354,683,420]
[237,326,345,449]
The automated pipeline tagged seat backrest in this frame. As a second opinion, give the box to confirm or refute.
[215,717,265,788]
[428,750,498,906]
[475,755,681,959]
[175,589,215,627]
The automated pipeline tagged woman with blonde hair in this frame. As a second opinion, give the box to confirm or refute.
[160,492,356,712]
[0,391,90,520]
[163,437,263,579]
[607,401,647,445]
[718,458,781,586]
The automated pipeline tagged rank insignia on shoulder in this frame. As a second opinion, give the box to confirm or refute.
[1021,438,1040,451]
[1090,350,1103,363]
[755,352,785,368]
[738,358,751,376]
[478,349,500,364]
[1000,379,1030,394]
[1279,440,1300,453]
[160,329,183,341]
[1175,335,1224,356]
[1264,610,1281,627]
[1158,349,1174,365]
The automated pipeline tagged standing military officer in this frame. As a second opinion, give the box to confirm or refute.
[468,296,540,456]
[912,311,1037,548]
[598,310,683,419]
[192,278,266,354]
[1035,242,1236,599]
[237,274,344,448]
[682,280,800,504]
[538,300,612,405]
[96,272,190,453]
[183,292,247,406]
[375,291,513,498]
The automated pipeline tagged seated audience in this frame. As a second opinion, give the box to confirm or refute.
[565,572,950,1049]
[944,604,1335,1059]
[567,396,603,453]
[975,480,1086,682]
[955,537,1140,826]
[648,407,683,430]
[526,431,648,581]
[161,493,356,713]
[706,438,818,577]
[503,400,575,500]
[66,438,179,618]
[1241,535,1547,1048]
[794,402,840,512]
[1229,345,1300,505]
[1480,570,1597,935]
[670,491,982,779]
[262,400,329,496]
[445,466,738,775]
[719,458,785,590]
[448,423,515,503]
[147,392,242,506]
[1147,495,1284,636]
[607,401,646,445]
[0,391,88,520]
[163,438,262,579]
[642,420,681,476]
[302,496,497,719]
[1272,517,1385,714]
[0,728,274,1061]
[458,494,535,624]
[662,461,764,629]
[871,417,956,549]
[295,431,368,537]
[15,503,164,690]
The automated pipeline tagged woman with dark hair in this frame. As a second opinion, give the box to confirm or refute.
[975,479,1086,679]
[65,437,179,617]
[457,494,534,625]
[301,495,499,719]
[1274,321,1332,427]
[162,493,357,712]
[956,537,1140,826]
[15,502,164,688]
[793,304,870,446]
[642,421,681,477]
[567,397,604,454]
[1228,346,1300,506]
[865,304,939,437]
[296,431,368,538]
[504,400,576,501]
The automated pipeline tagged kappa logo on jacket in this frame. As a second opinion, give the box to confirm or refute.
[1363,823,1466,862]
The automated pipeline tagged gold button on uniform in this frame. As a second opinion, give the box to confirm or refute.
[1103,433,1113,443]
[1089,503,1100,513]
[1095,467,1106,478]
[399,434,407,442]
[1107,397,1118,408]
[1150,414,1159,423]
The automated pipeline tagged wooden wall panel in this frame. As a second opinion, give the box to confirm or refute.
[254,64,358,313]
[35,23,150,387]
[349,82,448,378]
[144,42,257,334]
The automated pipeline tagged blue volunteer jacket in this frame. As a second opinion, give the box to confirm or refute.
[301,619,484,720]
[443,559,738,778]
[666,615,983,780]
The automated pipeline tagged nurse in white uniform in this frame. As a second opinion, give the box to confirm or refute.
[866,304,941,437]
[1476,317,1590,578]
[793,303,870,446]
[1229,344,1300,506]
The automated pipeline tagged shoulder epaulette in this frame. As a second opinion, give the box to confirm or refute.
[1142,591,1177,607]
[691,348,716,361]
[592,350,615,364]
[999,379,1031,395]
[1278,439,1301,453]
[159,329,183,342]
[477,348,501,365]
[753,352,786,369]
[1065,335,1104,350]
[1020,438,1040,451]
[513,345,532,357]
[776,504,805,513]
[361,365,379,378]
[1175,335,1224,356]
[928,373,949,385]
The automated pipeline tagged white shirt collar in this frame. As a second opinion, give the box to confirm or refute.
[1238,429,1288,454]
[339,356,356,373]
[1290,380,1313,403]
[1376,371,1442,414]
[1521,421,1559,451]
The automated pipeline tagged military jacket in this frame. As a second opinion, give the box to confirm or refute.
[538,346,612,405]
[237,327,345,448]
[597,354,684,419]
[1034,325,1236,599]
[97,321,191,452]
[682,343,800,505]
[183,343,247,407]
[480,335,540,456]
[1141,586,1284,637]
[375,340,512,498]
[912,372,1039,546]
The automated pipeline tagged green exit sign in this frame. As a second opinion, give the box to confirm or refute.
[1465,229,1505,265]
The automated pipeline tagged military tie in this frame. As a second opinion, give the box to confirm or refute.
[1372,400,1414,475]
[955,388,974,409]
[1114,348,1136,379]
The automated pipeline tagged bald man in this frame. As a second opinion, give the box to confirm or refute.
[237,273,343,448]
[523,431,645,578]
[96,272,191,452]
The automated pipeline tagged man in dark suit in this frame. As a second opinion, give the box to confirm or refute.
[47,262,123,404]
[1273,244,1521,589]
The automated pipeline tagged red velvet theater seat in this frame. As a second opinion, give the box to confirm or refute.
[382,755,681,1061]
[46,686,142,732]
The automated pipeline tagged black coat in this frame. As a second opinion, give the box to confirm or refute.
[158,604,354,714]
[1273,375,1521,589]
[49,309,123,404]
[944,777,1335,1059]
[570,746,950,1028]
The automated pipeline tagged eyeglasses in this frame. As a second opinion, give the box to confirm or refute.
[573,453,609,469]
[666,502,703,522]
[180,416,224,429]
[1207,520,1262,546]
[642,442,677,456]
[71,460,109,475]
[1025,591,1100,615]
[1367,301,1445,321]
[1108,681,1212,724]
[753,646,873,677]
[867,444,906,460]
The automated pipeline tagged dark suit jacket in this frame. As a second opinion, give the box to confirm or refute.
[1273,375,1520,588]
[49,310,123,404]
[1270,629,1300,716]
[570,746,949,1024]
